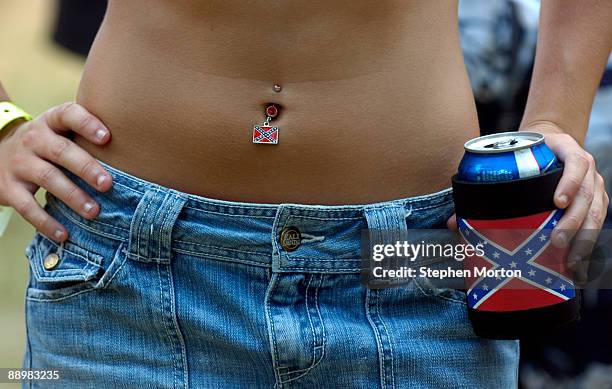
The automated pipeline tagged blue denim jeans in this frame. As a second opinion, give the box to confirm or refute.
[22,161,518,388]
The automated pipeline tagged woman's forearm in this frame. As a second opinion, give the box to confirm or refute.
[520,0,612,143]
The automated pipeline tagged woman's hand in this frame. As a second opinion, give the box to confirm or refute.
[0,102,113,242]
[447,123,608,284]
[526,122,609,283]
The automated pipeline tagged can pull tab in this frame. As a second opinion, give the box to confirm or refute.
[484,138,519,150]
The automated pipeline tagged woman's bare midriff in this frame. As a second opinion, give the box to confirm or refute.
[75,0,479,205]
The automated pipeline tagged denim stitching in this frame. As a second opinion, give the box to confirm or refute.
[285,214,363,221]
[295,275,316,373]
[36,233,103,267]
[98,245,129,289]
[23,299,33,388]
[165,261,190,389]
[377,292,395,389]
[156,264,182,389]
[173,249,271,268]
[278,274,326,384]
[408,200,455,213]
[111,180,145,194]
[315,274,326,359]
[35,273,90,282]
[365,288,386,388]
[138,188,158,261]
[173,239,269,256]
[26,286,97,302]
[284,257,361,263]
[182,205,276,219]
[158,192,172,261]
[264,273,282,386]
[281,267,361,272]
[27,246,129,302]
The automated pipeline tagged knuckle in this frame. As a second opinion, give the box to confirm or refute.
[13,196,33,215]
[64,184,81,205]
[585,153,595,167]
[76,114,95,132]
[62,102,80,116]
[578,184,595,202]
[572,152,590,169]
[565,174,583,189]
[50,138,71,160]
[79,159,96,179]
[564,214,583,230]
[20,129,39,148]
[588,207,605,226]
[36,166,56,186]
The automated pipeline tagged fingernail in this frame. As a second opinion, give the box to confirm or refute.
[97,175,106,187]
[96,129,108,141]
[558,194,569,207]
[54,230,64,240]
[83,202,94,213]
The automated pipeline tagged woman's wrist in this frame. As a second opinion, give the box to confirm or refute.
[0,118,28,142]
[519,118,585,144]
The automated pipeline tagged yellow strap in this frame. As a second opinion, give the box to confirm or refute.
[0,101,33,132]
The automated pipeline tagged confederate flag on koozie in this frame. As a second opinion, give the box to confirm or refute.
[458,209,575,312]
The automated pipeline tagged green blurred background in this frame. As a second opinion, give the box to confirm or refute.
[0,0,84,384]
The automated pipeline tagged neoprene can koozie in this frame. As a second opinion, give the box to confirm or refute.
[451,132,580,339]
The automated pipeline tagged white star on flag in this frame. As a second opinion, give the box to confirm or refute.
[528,269,536,277]
[524,248,533,255]
[473,293,478,299]
[493,251,500,259]
[510,261,517,268]
[539,234,547,242]
[552,220,558,226]
[482,284,489,291]
[560,284,566,291]
[545,277,552,284]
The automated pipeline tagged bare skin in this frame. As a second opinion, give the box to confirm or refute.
[74,0,476,204]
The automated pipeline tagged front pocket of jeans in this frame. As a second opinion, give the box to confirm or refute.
[25,232,105,301]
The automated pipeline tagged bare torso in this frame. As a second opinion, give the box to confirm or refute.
[75,0,478,204]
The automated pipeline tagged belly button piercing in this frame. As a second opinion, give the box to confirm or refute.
[252,103,280,144]
[273,84,282,93]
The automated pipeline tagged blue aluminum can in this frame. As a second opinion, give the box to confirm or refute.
[458,132,559,182]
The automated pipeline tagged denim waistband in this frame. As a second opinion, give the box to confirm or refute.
[49,160,455,273]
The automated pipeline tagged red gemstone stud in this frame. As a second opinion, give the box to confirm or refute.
[265,104,278,118]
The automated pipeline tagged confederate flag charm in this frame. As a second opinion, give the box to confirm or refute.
[253,104,280,144]
[252,125,279,144]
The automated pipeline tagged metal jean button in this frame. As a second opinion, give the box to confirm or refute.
[43,253,60,270]
[280,227,301,252]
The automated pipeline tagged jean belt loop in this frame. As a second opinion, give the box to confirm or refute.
[363,202,409,246]
[127,187,189,264]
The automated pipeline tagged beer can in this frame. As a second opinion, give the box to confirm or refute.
[452,131,580,339]
[458,132,558,182]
